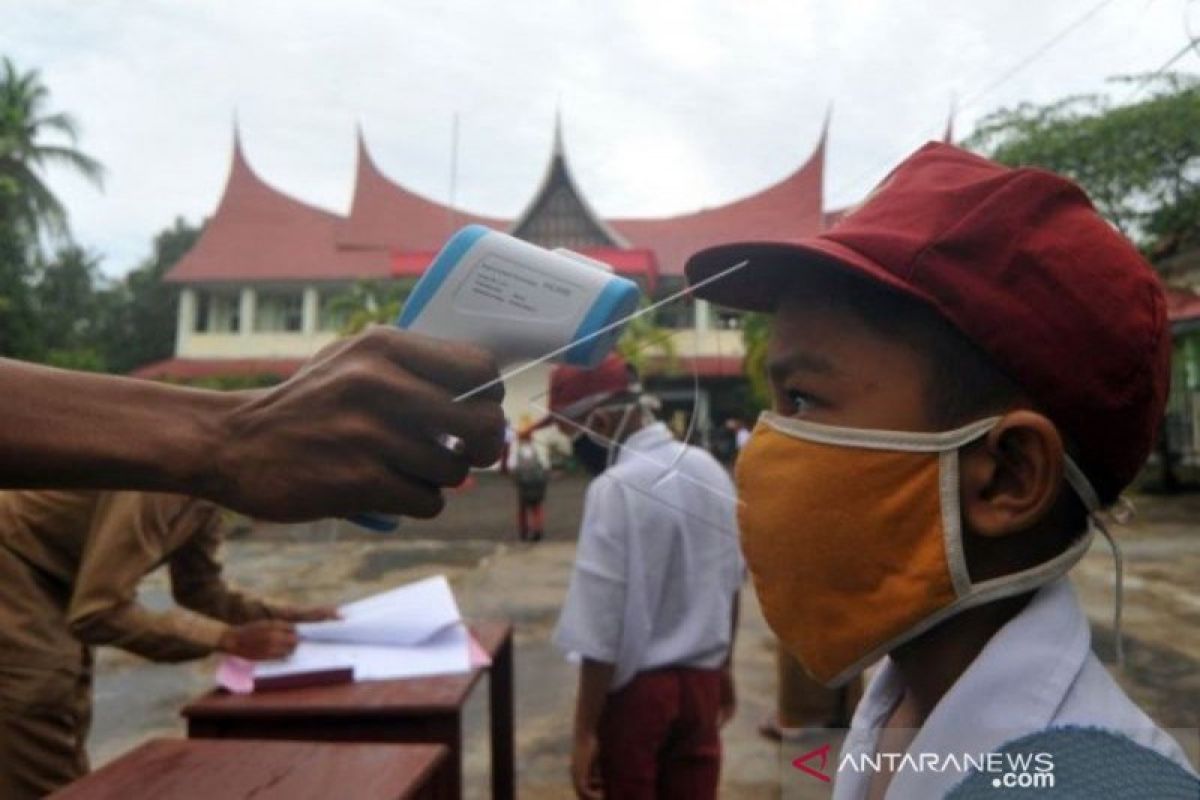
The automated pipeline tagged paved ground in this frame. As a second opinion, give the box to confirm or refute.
[88,473,1200,797]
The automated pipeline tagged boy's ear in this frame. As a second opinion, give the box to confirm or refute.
[960,410,1065,538]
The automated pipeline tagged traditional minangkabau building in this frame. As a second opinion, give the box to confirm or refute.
[138,116,849,441]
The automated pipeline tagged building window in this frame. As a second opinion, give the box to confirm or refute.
[651,280,695,329]
[255,290,303,333]
[714,308,744,330]
[318,290,350,332]
[194,290,240,333]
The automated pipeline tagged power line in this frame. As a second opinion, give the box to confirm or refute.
[830,0,1120,201]
[1117,3,1200,103]
[957,0,1119,113]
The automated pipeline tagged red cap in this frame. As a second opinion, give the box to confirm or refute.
[686,142,1170,499]
[548,354,635,421]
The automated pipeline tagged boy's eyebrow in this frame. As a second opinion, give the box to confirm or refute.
[767,349,838,382]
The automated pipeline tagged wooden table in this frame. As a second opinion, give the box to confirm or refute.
[50,738,447,799]
[182,621,514,800]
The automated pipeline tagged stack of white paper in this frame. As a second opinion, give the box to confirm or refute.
[217,575,474,692]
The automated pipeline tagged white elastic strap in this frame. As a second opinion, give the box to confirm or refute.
[1063,456,1126,668]
[1092,515,1125,668]
[760,412,1002,453]
[604,404,637,468]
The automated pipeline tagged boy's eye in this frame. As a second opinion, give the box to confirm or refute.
[784,389,817,416]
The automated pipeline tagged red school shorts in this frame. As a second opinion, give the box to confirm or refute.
[597,667,723,800]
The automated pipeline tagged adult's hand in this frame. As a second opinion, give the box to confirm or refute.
[571,730,604,800]
[218,620,298,661]
[273,605,341,623]
[0,328,504,521]
[205,328,506,521]
[718,666,737,727]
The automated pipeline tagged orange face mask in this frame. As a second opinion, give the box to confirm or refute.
[734,412,1098,687]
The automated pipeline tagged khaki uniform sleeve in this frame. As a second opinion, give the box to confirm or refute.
[66,493,228,662]
[167,506,281,625]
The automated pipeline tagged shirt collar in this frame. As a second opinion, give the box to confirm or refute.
[837,578,1091,799]
[614,422,675,464]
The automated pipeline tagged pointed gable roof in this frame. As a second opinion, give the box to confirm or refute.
[167,129,389,283]
[508,115,628,249]
[611,113,829,276]
[337,129,506,252]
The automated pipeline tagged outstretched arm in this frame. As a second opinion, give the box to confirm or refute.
[0,328,506,521]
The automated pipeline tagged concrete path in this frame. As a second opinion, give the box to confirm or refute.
[87,475,1199,797]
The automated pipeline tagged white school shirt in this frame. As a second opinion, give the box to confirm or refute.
[553,422,744,690]
[832,578,1197,799]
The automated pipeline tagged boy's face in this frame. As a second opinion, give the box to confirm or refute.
[766,287,936,432]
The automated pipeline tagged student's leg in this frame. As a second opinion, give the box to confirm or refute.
[659,669,723,800]
[530,502,544,541]
[597,671,679,800]
[517,498,529,541]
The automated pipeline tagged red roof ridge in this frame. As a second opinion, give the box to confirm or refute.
[218,125,343,221]
[337,128,507,251]
[613,113,827,227]
[508,112,630,248]
[166,128,392,284]
[607,116,828,274]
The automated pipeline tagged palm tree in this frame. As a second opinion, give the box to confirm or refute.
[0,57,104,242]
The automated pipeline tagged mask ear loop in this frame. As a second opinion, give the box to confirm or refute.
[605,403,637,469]
[1063,458,1127,668]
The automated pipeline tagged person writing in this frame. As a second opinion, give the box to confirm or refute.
[0,489,337,798]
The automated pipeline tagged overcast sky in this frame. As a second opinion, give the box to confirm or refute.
[3,0,1195,276]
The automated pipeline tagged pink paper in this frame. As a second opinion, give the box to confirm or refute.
[468,632,492,668]
[216,656,256,694]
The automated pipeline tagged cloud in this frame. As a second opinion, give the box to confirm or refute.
[1,0,1191,275]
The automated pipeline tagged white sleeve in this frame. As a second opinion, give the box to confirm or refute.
[553,476,628,664]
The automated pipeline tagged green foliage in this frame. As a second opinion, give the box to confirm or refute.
[326,280,411,336]
[0,210,39,357]
[741,311,771,412]
[0,55,105,361]
[29,244,111,366]
[180,373,282,391]
[965,73,1200,252]
[0,56,104,246]
[617,299,679,376]
[100,217,199,372]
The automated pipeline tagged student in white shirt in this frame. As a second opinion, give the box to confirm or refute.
[684,142,1198,798]
[549,355,744,800]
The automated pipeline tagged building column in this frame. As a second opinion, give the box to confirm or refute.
[176,288,196,355]
[302,286,319,335]
[695,299,713,332]
[239,287,256,336]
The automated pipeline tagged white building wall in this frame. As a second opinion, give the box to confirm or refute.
[174,282,741,427]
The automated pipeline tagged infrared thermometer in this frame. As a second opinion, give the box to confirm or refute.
[351,225,642,531]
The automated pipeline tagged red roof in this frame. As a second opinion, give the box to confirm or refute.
[167,133,391,284]
[337,131,505,253]
[168,119,831,284]
[131,357,305,381]
[612,126,828,276]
